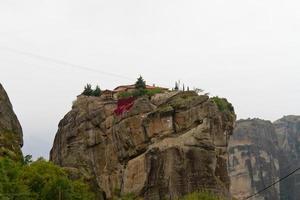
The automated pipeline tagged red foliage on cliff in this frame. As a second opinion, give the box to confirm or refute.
[114,97,135,116]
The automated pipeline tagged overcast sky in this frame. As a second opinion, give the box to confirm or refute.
[1,0,300,159]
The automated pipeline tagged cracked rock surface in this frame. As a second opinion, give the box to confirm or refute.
[50,91,235,200]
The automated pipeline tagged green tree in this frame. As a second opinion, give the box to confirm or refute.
[82,84,93,96]
[135,75,146,90]
[0,158,33,200]
[92,85,101,97]
[174,81,179,91]
[20,159,95,200]
[0,158,95,200]
[23,155,33,165]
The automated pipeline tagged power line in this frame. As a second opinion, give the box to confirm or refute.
[0,46,133,81]
[0,46,173,89]
[244,166,300,199]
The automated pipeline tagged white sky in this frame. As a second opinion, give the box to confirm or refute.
[0,0,300,159]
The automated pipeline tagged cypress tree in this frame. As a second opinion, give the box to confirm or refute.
[82,84,93,96]
[135,75,146,89]
[174,81,179,91]
[93,85,101,97]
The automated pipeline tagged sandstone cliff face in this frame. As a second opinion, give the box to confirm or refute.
[274,115,300,200]
[0,83,23,160]
[228,119,280,200]
[50,91,235,200]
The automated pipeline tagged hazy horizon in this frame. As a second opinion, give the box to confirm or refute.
[1,0,300,159]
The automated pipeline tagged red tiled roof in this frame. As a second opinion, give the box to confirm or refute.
[113,85,135,91]
[102,89,113,93]
[113,85,168,92]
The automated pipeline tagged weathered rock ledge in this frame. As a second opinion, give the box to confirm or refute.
[50,91,236,199]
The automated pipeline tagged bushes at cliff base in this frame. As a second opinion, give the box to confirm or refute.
[110,191,223,200]
[181,191,223,200]
[0,157,95,200]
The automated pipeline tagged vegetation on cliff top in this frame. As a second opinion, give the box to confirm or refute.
[118,75,163,99]
[0,157,95,200]
[81,84,102,97]
[211,96,234,113]
[135,75,146,90]
[118,88,163,99]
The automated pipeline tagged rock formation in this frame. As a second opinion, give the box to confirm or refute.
[50,91,236,199]
[229,116,300,200]
[0,83,23,160]
[228,119,280,200]
[274,115,300,200]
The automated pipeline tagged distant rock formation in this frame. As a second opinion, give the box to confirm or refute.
[0,83,23,160]
[274,116,300,200]
[229,116,300,200]
[228,119,280,200]
[50,91,236,199]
